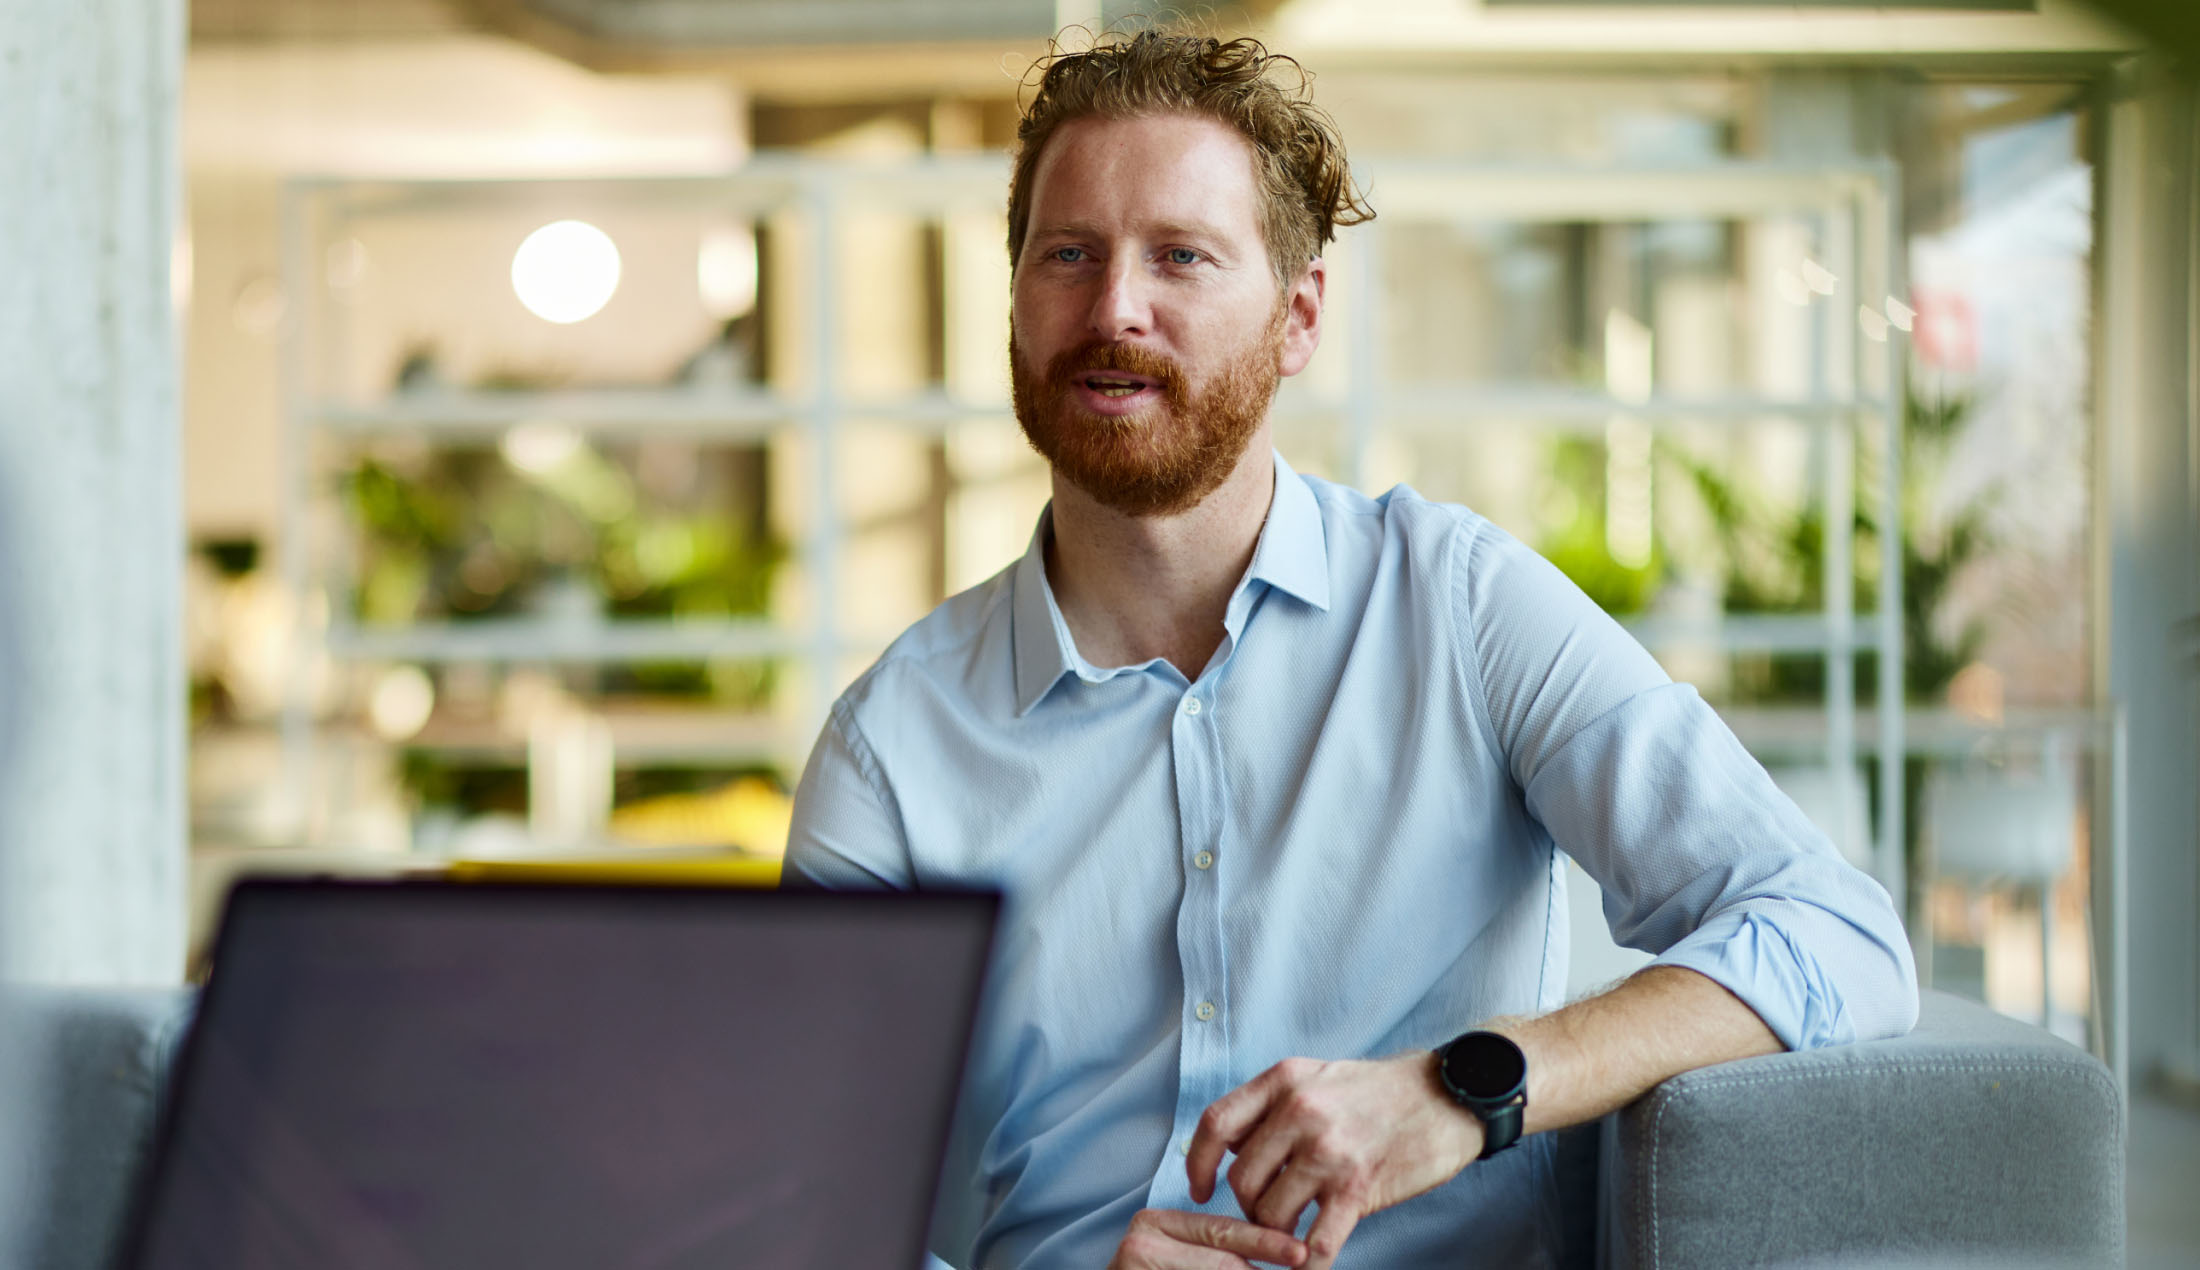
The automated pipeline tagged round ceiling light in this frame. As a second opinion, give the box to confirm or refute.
[512,219,621,324]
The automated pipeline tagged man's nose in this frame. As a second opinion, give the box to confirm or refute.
[1088,258,1152,341]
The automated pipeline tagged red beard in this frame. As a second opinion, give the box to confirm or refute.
[1010,310,1283,518]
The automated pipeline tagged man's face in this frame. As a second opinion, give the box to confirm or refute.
[1009,112,1321,518]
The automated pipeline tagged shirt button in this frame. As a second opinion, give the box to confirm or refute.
[1195,1001,1216,1021]
[1193,850,1214,870]
[1180,1140,1192,1156]
[1182,697,1202,716]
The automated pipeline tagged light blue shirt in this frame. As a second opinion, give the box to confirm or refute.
[785,451,1918,1270]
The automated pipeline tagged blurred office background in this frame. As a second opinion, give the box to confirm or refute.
[2,0,2195,1262]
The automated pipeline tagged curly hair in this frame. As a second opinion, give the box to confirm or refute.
[1007,29,1375,290]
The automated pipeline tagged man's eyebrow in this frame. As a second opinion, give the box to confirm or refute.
[1023,220,1096,243]
[1148,220,1234,246]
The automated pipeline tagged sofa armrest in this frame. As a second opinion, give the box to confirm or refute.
[0,985,198,1270]
[1599,989,2122,1269]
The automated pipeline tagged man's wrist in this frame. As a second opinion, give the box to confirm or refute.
[1423,1050,1487,1167]
[1432,1029,1529,1160]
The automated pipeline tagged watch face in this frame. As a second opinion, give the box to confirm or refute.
[1442,1032,1527,1102]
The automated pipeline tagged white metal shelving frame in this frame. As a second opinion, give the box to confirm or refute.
[1325,158,1911,915]
[278,154,1907,906]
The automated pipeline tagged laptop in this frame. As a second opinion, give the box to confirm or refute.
[116,878,997,1270]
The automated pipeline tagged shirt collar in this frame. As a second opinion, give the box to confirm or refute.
[1010,449,1332,716]
[1010,507,1081,716]
[1245,449,1332,615]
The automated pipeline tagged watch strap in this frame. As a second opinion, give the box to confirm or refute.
[1472,1091,1524,1159]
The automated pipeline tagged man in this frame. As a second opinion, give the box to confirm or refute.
[785,29,1917,1270]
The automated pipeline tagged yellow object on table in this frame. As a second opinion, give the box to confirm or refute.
[606,775,793,857]
[447,852,782,888]
[446,776,792,888]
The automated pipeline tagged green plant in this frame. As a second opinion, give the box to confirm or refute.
[345,445,779,618]
[1536,436,1664,616]
[1664,389,1991,705]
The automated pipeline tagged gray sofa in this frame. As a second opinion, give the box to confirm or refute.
[0,986,2121,1270]
[1594,990,2123,1267]
[1,986,196,1270]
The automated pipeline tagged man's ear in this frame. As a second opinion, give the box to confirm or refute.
[1277,256,1326,378]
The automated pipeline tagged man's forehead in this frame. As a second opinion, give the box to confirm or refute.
[1024,112,1262,232]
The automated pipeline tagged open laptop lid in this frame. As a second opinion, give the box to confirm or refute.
[118,879,998,1270]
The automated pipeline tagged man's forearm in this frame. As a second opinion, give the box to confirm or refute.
[1485,965,1782,1137]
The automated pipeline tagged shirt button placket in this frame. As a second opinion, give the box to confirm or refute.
[1191,692,1230,1118]
[1159,680,1230,1213]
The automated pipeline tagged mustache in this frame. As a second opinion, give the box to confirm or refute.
[1043,341,1187,400]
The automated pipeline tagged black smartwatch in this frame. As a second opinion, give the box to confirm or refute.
[1434,1029,1528,1160]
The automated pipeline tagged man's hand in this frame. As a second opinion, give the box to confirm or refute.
[1107,1207,1308,1269]
[1184,1054,1482,1268]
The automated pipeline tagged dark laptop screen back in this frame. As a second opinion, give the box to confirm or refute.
[121,880,996,1270]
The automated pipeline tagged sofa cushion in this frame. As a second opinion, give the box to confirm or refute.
[0,985,198,1270]
[1599,989,2123,1269]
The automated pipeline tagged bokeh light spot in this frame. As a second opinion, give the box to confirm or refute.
[512,220,621,324]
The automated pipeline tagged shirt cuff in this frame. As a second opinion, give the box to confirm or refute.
[1649,904,1858,1051]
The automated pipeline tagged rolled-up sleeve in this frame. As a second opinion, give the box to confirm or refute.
[783,695,915,891]
[1453,519,1919,1049]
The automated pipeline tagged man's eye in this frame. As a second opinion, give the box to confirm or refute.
[1052,246,1087,263]
[1166,248,1201,265]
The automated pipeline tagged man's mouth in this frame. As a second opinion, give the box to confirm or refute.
[1081,373,1158,398]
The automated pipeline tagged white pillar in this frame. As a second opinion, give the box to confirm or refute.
[2095,58,2200,1089]
[0,0,187,984]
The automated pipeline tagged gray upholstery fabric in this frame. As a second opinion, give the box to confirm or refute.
[1600,989,2124,1269]
[0,985,196,1270]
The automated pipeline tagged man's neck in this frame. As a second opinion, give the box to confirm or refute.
[1043,432,1277,680]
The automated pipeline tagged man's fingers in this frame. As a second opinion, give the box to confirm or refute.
[1136,1209,1308,1267]
[1249,1160,1325,1236]
[1186,1062,1300,1203]
[1224,1113,1302,1223]
[1301,1200,1363,1270]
